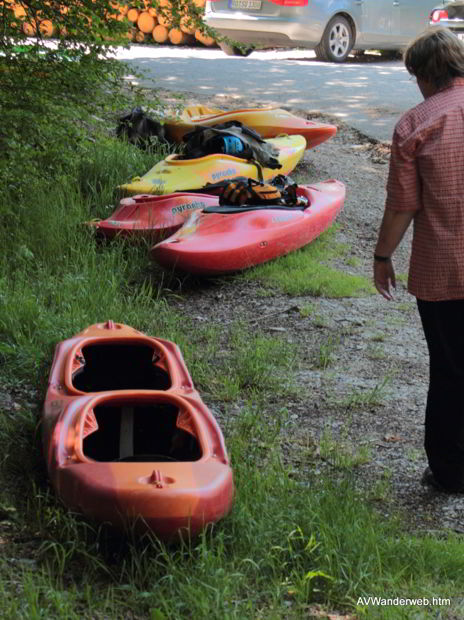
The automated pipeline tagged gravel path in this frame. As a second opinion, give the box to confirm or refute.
[158,88,464,535]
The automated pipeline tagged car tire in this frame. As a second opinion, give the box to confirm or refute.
[315,15,353,63]
[219,42,254,57]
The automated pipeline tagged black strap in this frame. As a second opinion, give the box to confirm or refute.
[253,161,264,183]
[203,204,305,214]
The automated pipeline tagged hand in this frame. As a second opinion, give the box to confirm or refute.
[374,258,396,300]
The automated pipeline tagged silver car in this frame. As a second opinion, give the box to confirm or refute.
[430,1,464,39]
[205,0,439,62]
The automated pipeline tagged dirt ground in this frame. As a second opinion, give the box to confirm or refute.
[157,86,464,535]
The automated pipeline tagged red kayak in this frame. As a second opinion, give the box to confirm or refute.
[42,322,234,539]
[151,180,345,275]
[90,193,220,240]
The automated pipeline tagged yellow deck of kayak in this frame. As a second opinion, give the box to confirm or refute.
[119,134,306,196]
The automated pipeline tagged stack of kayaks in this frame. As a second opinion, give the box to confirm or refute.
[118,103,337,197]
[103,104,344,273]
[42,321,234,539]
[91,178,345,268]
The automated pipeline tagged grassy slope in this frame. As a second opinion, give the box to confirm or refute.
[0,47,463,620]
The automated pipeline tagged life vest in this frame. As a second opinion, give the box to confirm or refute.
[218,177,307,208]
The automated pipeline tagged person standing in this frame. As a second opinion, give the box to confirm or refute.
[373,27,464,493]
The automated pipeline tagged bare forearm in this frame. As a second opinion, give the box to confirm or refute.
[373,208,416,300]
[374,209,415,257]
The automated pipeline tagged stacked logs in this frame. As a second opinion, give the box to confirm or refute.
[5,1,217,47]
[8,2,58,38]
[126,0,216,47]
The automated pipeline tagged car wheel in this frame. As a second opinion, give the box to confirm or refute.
[315,15,353,63]
[219,42,254,57]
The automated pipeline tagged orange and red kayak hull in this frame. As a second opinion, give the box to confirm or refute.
[164,104,337,149]
[42,322,234,538]
[151,180,345,275]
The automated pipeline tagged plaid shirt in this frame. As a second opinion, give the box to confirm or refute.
[386,77,464,301]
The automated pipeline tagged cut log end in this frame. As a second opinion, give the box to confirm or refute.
[195,29,216,47]
[152,24,169,44]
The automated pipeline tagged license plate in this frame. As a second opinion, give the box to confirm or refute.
[229,0,262,10]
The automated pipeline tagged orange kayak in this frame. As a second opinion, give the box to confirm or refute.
[164,104,337,149]
[42,321,234,538]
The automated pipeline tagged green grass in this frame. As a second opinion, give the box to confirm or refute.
[313,333,341,369]
[3,440,464,619]
[241,227,375,298]
[336,375,393,410]
[318,426,371,469]
[366,343,386,360]
[2,48,464,620]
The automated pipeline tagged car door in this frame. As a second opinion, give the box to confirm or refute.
[391,0,440,44]
[355,0,395,46]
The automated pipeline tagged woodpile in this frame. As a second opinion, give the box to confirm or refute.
[4,1,217,47]
[123,0,217,47]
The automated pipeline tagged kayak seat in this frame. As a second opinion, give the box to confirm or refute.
[202,204,306,215]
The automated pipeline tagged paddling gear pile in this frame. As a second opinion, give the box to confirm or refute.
[97,103,345,276]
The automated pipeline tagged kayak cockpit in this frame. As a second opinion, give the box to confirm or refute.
[72,342,171,392]
[82,398,203,463]
[202,204,306,215]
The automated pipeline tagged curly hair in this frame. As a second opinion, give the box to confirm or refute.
[404,27,464,90]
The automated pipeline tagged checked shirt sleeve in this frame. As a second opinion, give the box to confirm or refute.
[385,122,422,213]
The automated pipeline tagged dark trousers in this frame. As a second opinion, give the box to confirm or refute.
[417,298,464,491]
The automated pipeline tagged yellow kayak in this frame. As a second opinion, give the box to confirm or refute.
[164,104,337,149]
[119,134,306,196]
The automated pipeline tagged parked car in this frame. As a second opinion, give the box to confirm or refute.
[204,0,440,63]
[430,1,464,39]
